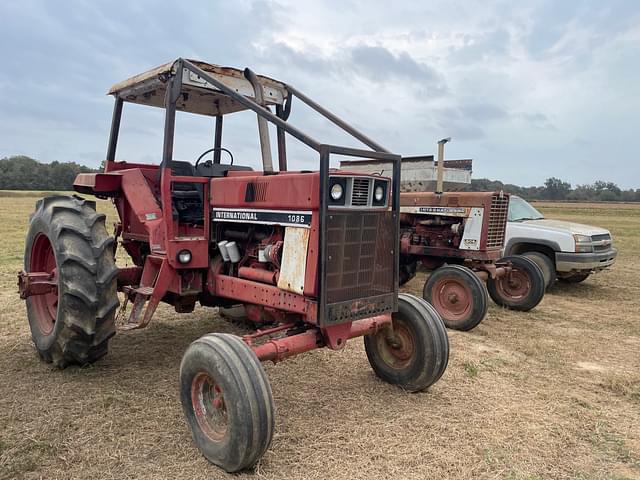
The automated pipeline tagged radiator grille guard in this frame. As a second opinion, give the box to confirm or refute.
[323,210,396,325]
[486,194,509,248]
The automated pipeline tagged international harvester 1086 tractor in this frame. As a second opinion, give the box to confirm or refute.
[17,59,449,472]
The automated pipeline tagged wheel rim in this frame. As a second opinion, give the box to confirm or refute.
[29,233,58,335]
[375,317,415,370]
[497,267,531,300]
[430,277,473,322]
[191,372,228,441]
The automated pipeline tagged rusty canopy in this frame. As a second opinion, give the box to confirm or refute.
[108,59,289,117]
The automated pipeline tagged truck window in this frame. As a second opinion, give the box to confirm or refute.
[508,197,545,221]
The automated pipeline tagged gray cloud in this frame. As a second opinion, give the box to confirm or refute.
[0,0,638,187]
[350,45,439,83]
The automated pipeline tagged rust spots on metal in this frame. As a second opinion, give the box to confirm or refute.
[277,227,309,295]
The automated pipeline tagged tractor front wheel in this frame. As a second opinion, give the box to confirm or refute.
[422,265,489,331]
[24,196,119,367]
[364,293,449,392]
[487,255,545,311]
[180,334,275,473]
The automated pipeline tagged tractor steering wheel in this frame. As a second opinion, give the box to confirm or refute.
[195,147,234,169]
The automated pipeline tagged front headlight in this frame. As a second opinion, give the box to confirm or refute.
[372,179,387,206]
[573,234,593,253]
[177,249,192,264]
[330,183,343,200]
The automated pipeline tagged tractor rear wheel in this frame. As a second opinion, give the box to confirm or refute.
[24,196,118,367]
[422,265,488,331]
[487,255,545,311]
[364,293,449,392]
[180,333,275,473]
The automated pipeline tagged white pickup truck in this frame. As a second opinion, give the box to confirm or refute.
[504,196,617,288]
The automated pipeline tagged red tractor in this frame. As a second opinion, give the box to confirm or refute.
[397,139,545,331]
[344,139,545,331]
[18,59,449,472]
[399,189,545,330]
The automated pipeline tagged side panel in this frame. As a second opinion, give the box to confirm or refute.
[278,227,310,295]
[459,207,483,250]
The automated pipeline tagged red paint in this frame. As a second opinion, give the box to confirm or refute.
[238,266,277,285]
[250,314,391,362]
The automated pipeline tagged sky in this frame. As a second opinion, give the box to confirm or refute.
[0,0,639,188]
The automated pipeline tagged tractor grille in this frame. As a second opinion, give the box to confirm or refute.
[486,194,509,248]
[351,178,371,206]
[324,210,396,324]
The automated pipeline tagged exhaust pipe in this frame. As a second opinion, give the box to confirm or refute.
[244,68,274,172]
[436,137,451,194]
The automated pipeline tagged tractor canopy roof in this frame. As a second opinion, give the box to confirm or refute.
[108,59,288,117]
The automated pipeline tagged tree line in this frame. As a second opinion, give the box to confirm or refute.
[466,177,640,202]
[1,156,637,202]
[0,156,97,191]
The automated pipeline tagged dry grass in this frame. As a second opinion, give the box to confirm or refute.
[1,194,639,480]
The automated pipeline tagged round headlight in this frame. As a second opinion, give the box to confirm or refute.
[374,185,384,202]
[330,183,343,200]
[177,249,192,264]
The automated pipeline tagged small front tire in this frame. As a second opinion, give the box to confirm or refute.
[423,265,489,331]
[180,334,275,473]
[487,255,545,311]
[364,293,449,392]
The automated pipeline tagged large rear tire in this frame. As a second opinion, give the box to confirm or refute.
[364,293,449,392]
[24,195,118,367]
[422,265,489,331]
[180,334,275,473]
[487,255,545,311]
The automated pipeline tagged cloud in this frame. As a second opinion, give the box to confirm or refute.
[0,0,639,187]
[350,45,439,83]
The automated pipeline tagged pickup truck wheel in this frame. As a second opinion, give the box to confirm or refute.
[488,256,545,311]
[364,293,449,392]
[422,265,488,331]
[559,272,590,283]
[522,251,556,289]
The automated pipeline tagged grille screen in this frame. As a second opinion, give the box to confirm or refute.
[325,211,395,304]
[486,194,509,248]
[351,178,370,206]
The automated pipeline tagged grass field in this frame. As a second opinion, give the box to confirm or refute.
[1,194,638,480]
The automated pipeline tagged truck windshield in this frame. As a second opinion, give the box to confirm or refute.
[508,196,545,221]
